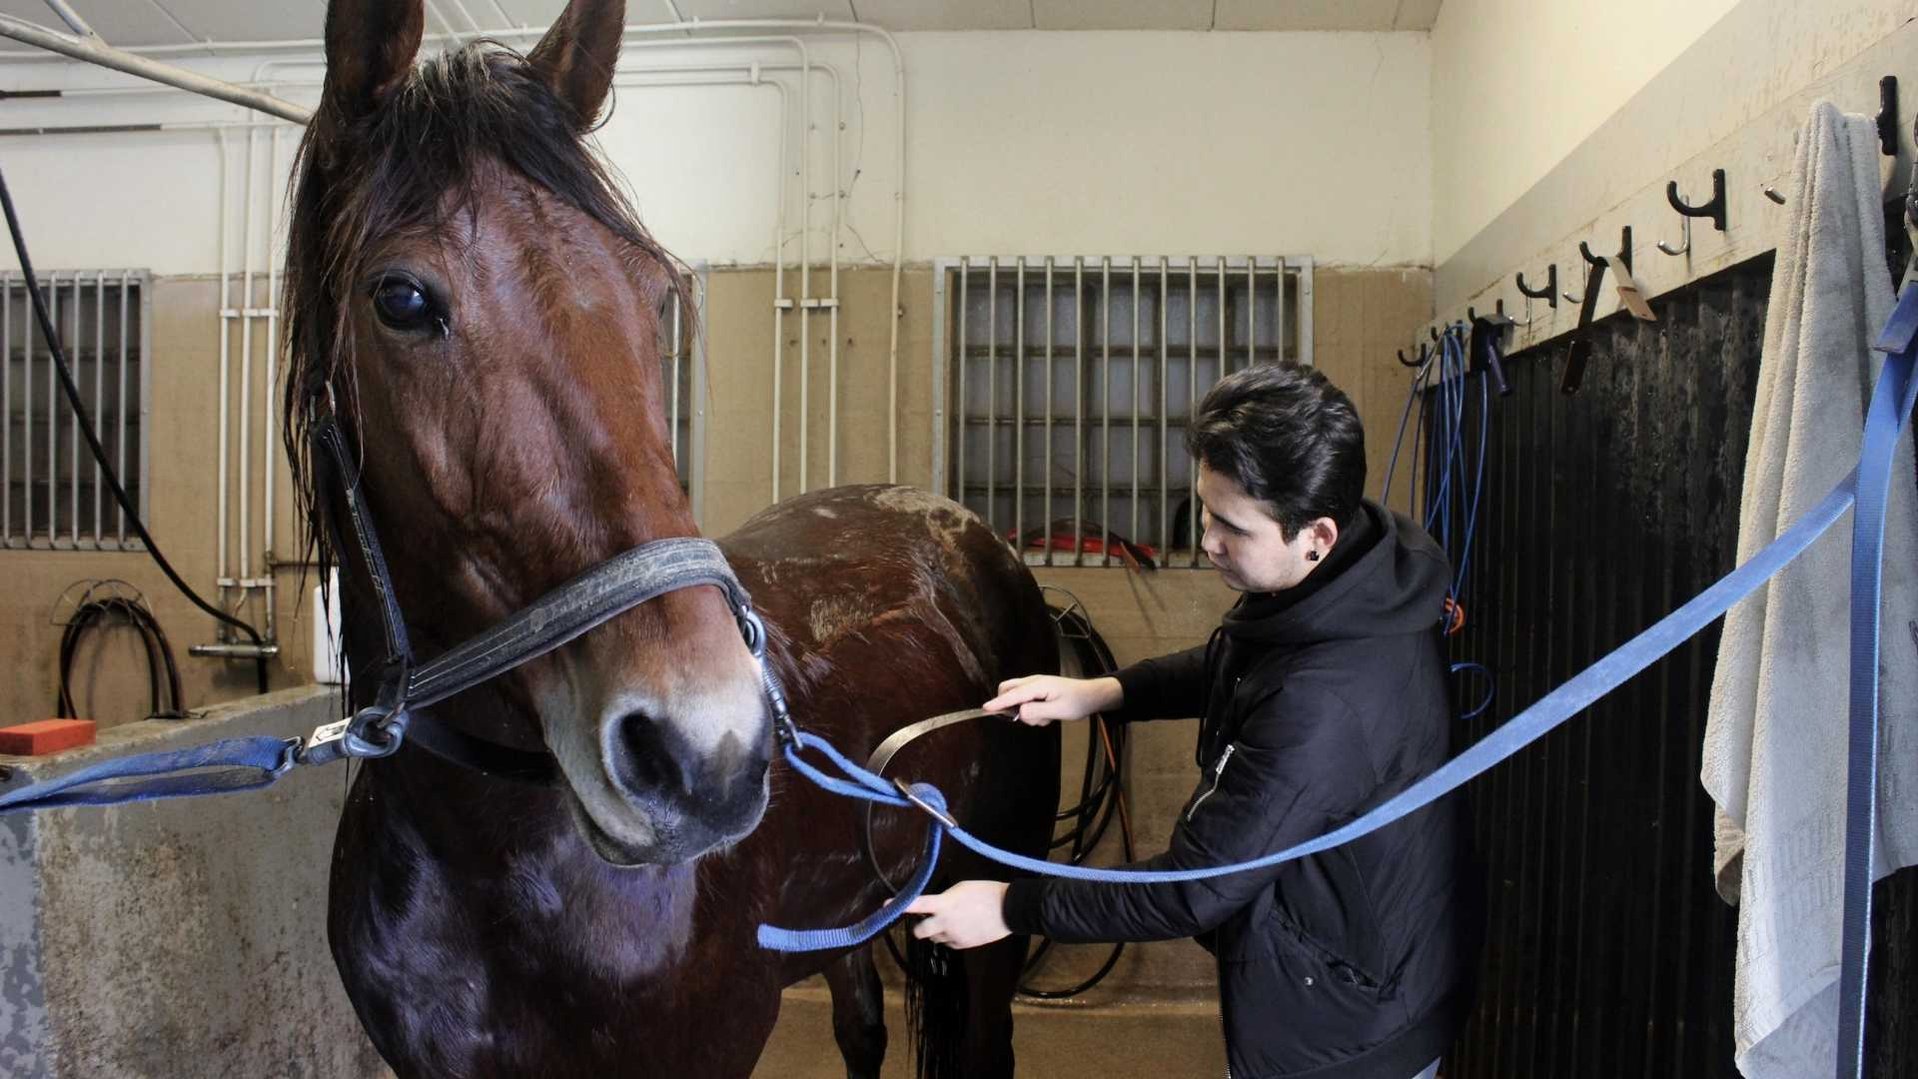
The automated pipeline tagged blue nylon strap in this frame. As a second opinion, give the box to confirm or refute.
[762,288,1918,975]
[1835,281,1918,1079]
[0,736,294,812]
[756,733,947,950]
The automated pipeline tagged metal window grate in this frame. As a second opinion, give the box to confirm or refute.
[3,271,149,551]
[934,255,1313,567]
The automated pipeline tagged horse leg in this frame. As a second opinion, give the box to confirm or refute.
[821,945,888,1079]
[958,932,1027,1077]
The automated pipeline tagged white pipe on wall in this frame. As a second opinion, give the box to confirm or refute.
[238,123,254,593]
[0,14,312,121]
[215,129,232,637]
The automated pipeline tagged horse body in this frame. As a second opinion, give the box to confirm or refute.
[328,484,1059,1077]
[292,5,1062,1070]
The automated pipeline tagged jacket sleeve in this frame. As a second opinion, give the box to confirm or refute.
[1003,680,1375,943]
[1107,643,1208,723]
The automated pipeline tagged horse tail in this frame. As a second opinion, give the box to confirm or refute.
[904,933,969,1079]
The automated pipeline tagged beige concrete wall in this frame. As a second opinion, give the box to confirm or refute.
[0,276,317,730]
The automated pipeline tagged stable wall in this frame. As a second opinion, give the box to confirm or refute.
[0,276,317,730]
[1430,0,1913,267]
[0,30,1432,272]
[0,25,1435,727]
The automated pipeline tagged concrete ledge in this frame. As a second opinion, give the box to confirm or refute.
[0,685,386,1079]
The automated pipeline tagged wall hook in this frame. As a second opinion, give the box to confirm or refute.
[1656,216,1691,257]
[1515,264,1558,309]
[1580,225,1633,278]
[1397,341,1428,368]
[1878,75,1899,157]
[1665,167,1728,232]
[1762,184,1787,205]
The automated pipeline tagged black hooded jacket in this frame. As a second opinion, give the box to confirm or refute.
[1003,501,1482,1079]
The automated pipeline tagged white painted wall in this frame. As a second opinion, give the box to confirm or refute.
[1430,0,1740,265]
[0,29,1431,275]
[1431,0,1915,266]
[899,32,1430,264]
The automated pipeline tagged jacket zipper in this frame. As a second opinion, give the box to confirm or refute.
[1187,744,1236,822]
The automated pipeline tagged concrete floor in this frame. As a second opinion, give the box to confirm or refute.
[753,984,1227,1078]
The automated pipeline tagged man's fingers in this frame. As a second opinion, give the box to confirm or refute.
[984,681,1047,714]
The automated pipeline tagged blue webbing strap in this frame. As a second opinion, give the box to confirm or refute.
[1835,281,1918,1079]
[761,280,1918,1036]
[0,736,295,811]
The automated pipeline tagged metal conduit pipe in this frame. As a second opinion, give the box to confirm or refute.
[0,14,312,122]
[215,129,232,628]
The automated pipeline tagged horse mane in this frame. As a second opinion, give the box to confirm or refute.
[280,40,692,584]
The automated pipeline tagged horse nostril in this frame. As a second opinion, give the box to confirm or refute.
[609,712,697,798]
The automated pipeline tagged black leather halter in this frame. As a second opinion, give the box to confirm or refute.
[298,409,793,784]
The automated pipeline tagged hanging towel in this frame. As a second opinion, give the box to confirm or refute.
[1701,100,1918,1078]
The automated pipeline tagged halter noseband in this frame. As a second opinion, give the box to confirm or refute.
[300,407,795,784]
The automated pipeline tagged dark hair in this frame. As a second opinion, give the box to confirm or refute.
[1187,362,1366,539]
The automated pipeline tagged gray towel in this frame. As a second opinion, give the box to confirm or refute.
[1700,101,1918,1077]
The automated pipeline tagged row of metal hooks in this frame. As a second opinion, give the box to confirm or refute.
[1399,75,1903,382]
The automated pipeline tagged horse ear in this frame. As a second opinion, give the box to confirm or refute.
[322,0,425,120]
[528,0,626,128]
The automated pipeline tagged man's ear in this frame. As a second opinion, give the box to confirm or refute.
[1306,515,1341,554]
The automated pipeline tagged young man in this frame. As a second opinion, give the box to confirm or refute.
[906,363,1482,1079]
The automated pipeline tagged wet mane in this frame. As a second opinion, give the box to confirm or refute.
[280,40,687,575]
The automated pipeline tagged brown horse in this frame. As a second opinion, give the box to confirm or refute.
[282,1,1060,1074]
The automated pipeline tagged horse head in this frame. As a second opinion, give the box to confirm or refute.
[285,0,771,866]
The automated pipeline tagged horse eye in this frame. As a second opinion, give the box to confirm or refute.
[372,276,434,331]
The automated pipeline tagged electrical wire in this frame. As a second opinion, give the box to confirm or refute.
[1384,322,1499,720]
[0,162,268,696]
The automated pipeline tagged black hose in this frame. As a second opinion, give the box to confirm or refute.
[0,162,268,696]
[57,596,185,721]
[1016,604,1136,1000]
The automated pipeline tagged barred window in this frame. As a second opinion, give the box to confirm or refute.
[935,256,1313,567]
[4,271,148,550]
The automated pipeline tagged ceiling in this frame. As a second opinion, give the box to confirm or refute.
[0,0,1445,49]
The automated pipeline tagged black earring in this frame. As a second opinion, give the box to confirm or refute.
[1306,550,1321,562]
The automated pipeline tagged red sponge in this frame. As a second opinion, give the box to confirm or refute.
[0,718,97,755]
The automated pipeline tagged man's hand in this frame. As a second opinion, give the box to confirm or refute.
[903,881,1012,949]
[984,675,1122,726]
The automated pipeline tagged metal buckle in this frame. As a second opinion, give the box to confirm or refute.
[737,607,768,657]
[893,778,957,829]
[292,698,408,768]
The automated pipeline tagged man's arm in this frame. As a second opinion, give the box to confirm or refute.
[1107,641,1211,723]
[1003,682,1371,943]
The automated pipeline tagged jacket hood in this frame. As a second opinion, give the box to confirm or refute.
[1221,500,1450,645]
